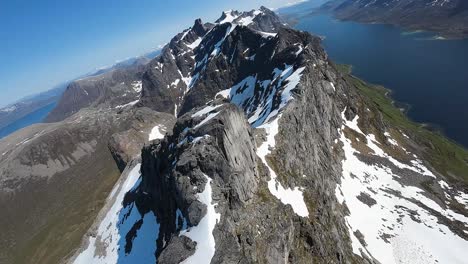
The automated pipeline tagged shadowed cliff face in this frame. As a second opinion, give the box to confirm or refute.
[321,0,468,38]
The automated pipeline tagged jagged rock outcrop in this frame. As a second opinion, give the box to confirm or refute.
[136,19,214,116]
[133,100,360,263]
[137,7,285,117]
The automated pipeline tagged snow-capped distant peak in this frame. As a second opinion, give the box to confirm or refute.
[216,10,240,24]
[0,105,17,113]
[216,8,266,27]
[237,10,264,26]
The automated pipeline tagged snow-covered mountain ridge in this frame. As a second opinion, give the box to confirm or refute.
[69,6,468,264]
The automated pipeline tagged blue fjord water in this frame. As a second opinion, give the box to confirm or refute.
[294,14,468,148]
[0,102,56,139]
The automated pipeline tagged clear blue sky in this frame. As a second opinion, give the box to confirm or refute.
[0,0,303,107]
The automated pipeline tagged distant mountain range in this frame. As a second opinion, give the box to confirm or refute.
[321,0,468,38]
[0,49,161,137]
[44,56,152,122]
[0,83,67,133]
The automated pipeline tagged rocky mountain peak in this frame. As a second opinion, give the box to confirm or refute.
[215,10,241,24]
[138,7,289,117]
[191,18,209,37]
[68,5,468,264]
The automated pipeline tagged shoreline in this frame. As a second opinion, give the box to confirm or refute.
[289,9,468,40]
[345,70,464,149]
[334,61,459,146]
[335,63,468,181]
[332,15,468,41]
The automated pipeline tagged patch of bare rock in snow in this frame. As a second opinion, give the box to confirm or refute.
[336,109,468,264]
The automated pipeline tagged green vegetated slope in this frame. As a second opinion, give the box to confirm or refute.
[338,64,468,184]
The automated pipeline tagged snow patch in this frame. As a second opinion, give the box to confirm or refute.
[335,109,468,263]
[155,61,164,72]
[171,78,181,88]
[294,44,303,56]
[384,132,399,146]
[74,164,160,264]
[0,105,17,113]
[192,135,211,143]
[192,104,223,118]
[237,10,263,26]
[256,31,277,38]
[256,116,309,217]
[131,81,142,93]
[180,174,220,264]
[194,112,220,129]
[187,37,203,50]
[115,100,138,109]
[217,10,239,24]
[246,54,256,61]
[149,125,166,141]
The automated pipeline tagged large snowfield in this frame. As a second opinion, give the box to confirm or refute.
[336,110,468,264]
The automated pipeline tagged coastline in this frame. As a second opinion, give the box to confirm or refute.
[348,70,449,139]
[286,8,468,40]
[336,63,468,182]
[329,14,468,40]
[0,101,57,139]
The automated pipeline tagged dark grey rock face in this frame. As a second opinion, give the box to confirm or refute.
[137,19,214,116]
[322,0,468,38]
[139,104,258,232]
[138,104,291,263]
[157,236,196,264]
